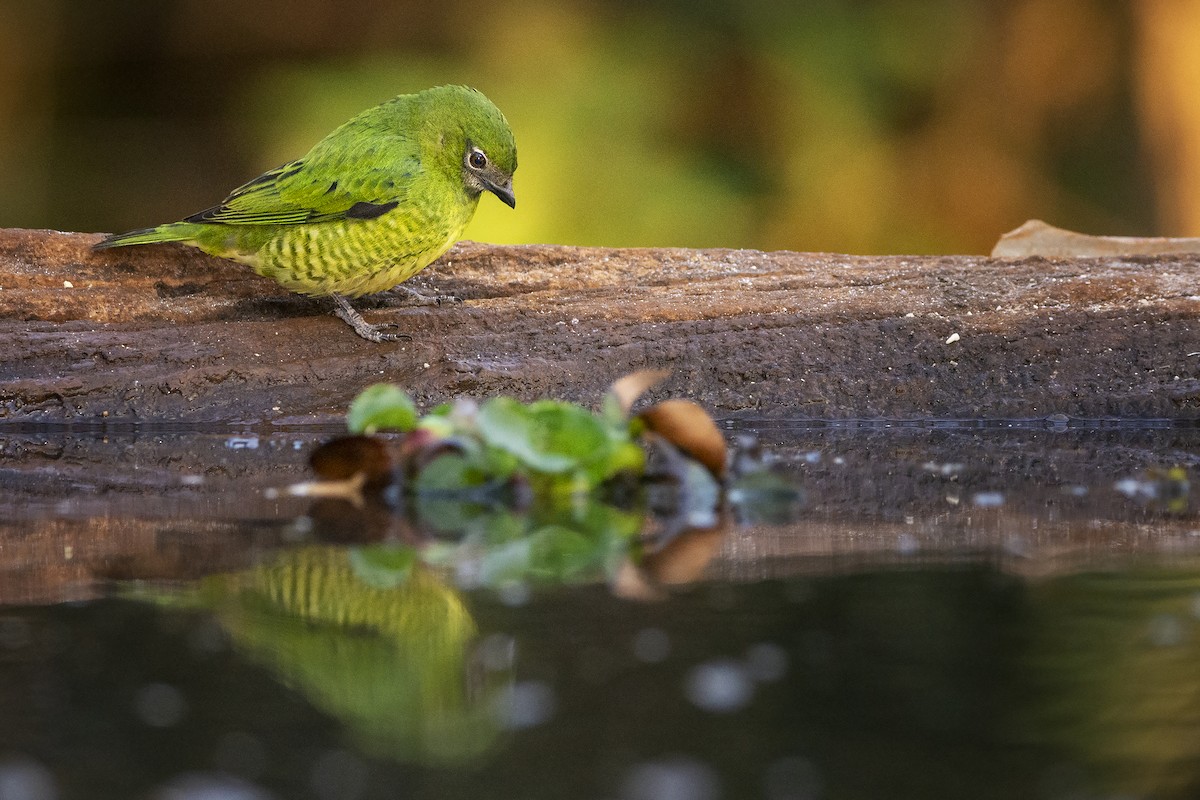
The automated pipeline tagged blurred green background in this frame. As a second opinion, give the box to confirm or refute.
[1,0,1198,254]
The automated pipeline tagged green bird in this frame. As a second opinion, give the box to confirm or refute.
[94,85,517,342]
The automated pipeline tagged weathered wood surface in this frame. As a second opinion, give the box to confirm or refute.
[1,227,1198,422]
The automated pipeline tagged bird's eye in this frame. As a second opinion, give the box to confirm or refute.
[468,150,488,170]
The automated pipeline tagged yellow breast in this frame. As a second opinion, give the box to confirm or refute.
[248,203,475,298]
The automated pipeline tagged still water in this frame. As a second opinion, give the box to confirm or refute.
[1,422,1199,799]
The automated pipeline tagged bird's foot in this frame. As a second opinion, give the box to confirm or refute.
[385,284,462,306]
[332,295,412,343]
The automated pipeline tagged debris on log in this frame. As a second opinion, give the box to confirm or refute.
[992,219,1200,258]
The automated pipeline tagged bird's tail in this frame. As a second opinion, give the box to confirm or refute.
[93,223,199,250]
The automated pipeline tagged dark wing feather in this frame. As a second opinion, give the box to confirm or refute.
[186,128,419,227]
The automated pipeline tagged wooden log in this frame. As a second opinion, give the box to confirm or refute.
[0,227,1198,422]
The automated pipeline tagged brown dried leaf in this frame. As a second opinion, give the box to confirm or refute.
[639,399,727,478]
[309,435,395,490]
[270,473,369,507]
[641,528,726,585]
[607,369,672,415]
[992,219,1200,258]
[609,560,667,601]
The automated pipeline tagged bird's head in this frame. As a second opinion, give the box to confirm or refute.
[461,137,516,209]
[422,85,517,209]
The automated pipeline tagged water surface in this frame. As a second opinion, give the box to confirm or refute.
[1,422,1198,799]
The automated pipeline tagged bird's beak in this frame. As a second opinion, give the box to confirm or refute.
[487,179,516,209]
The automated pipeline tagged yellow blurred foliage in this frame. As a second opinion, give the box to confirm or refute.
[0,0,1193,253]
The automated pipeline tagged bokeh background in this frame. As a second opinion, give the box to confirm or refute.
[1,0,1198,254]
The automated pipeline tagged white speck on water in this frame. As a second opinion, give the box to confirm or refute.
[0,757,57,800]
[896,533,920,556]
[833,456,846,466]
[134,682,187,728]
[493,680,556,730]
[1114,477,1156,499]
[180,474,204,486]
[972,491,1005,508]
[745,642,788,683]
[685,658,754,713]
[1044,412,1070,429]
[1113,478,1140,496]
[632,627,671,663]
[225,436,258,450]
[803,451,821,464]
[922,461,963,477]
[1062,484,1089,497]
[620,756,719,800]
[284,516,314,541]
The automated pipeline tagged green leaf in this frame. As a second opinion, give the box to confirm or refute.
[412,453,493,534]
[478,538,534,585]
[527,525,598,580]
[414,453,482,494]
[415,414,455,439]
[527,400,610,461]
[564,501,644,542]
[476,398,578,474]
[347,384,417,434]
[463,510,525,545]
[612,440,647,473]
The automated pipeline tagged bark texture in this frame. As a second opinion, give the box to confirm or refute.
[1,227,1198,422]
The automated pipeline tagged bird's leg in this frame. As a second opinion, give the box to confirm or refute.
[384,283,462,306]
[331,294,412,343]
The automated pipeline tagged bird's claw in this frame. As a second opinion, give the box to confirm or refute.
[359,323,413,343]
[387,285,461,306]
[332,294,412,343]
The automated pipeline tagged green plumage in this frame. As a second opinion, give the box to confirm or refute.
[95,85,517,340]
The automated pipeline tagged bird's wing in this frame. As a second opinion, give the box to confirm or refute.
[184,139,420,226]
